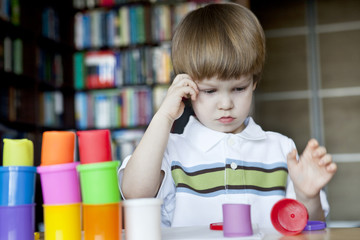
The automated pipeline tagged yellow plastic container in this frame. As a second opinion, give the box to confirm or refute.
[43,203,81,240]
[3,138,34,166]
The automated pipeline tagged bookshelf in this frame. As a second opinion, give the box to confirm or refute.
[72,0,235,161]
[1,0,76,231]
[0,0,76,166]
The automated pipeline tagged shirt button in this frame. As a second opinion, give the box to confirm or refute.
[230,162,237,170]
[227,138,235,146]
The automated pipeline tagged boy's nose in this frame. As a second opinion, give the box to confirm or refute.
[217,95,234,110]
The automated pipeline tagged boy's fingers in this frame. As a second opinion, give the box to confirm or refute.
[287,149,298,168]
[313,146,327,157]
[326,162,337,172]
[318,154,332,166]
[301,139,320,162]
[306,138,319,150]
[185,88,198,101]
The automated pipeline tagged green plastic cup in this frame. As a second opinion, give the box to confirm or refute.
[77,161,121,204]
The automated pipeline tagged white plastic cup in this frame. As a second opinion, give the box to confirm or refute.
[123,198,163,240]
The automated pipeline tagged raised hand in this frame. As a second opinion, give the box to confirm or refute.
[157,74,199,122]
[287,139,337,199]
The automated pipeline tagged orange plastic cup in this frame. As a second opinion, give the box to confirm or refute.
[41,131,75,166]
[83,202,122,240]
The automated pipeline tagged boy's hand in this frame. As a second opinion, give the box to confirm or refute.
[157,74,199,122]
[287,139,337,200]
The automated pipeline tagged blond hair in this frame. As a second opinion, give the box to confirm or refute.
[171,3,265,83]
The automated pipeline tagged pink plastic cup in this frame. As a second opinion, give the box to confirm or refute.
[222,203,253,237]
[37,162,81,204]
[77,129,112,164]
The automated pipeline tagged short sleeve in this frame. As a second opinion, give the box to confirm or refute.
[117,153,176,227]
[117,155,131,199]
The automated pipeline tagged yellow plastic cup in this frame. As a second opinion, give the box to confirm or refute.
[43,203,82,240]
[3,138,34,166]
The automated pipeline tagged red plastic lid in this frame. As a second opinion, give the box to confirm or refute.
[210,222,223,231]
[271,198,309,235]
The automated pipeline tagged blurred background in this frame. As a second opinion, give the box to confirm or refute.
[250,0,360,227]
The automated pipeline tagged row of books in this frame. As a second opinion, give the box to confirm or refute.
[73,44,172,89]
[74,2,200,49]
[0,87,65,128]
[75,87,153,129]
[73,0,135,9]
[0,37,22,74]
[0,87,36,124]
[0,0,20,25]
[72,0,224,10]
[39,91,64,127]
[42,7,60,42]
[37,48,64,87]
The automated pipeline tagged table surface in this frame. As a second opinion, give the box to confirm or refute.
[161,226,360,240]
[36,227,360,240]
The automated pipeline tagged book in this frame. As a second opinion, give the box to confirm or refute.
[0,38,4,70]
[74,12,84,49]
[75,91,88,129]
[13,38,22,74]
[4,37,11,72]
[119,7,129,46]
[74,52,85,90]
[84,51,116,89]
[10,0,20,25]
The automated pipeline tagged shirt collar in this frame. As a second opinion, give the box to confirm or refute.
[183,116,267,152]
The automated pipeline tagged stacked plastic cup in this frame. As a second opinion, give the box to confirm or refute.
[0,138,37,240]
[76,129,122,240]
[37,131,82,240]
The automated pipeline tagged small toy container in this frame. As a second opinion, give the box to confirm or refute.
[271,198,309,235]
[77,161,120,204]
[123,198,163,240]
[77,129,112,164]
[0,166,37,206]
[0,204,35,240]
[37,162,81,204]
[83,202,122,240]
[2,138,34,166]
[222,203,253,237]
[43,203,82,240]
[41,131,75,166]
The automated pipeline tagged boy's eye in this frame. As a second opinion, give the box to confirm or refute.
[201,89,216,94]
[234,87,245,92]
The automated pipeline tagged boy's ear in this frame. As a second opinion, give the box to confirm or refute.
[252,81,258,91]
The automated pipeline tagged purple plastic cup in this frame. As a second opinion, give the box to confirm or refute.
[222,203,253,237]
[0,204,35,240]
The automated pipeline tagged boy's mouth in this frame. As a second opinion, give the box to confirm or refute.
[218,117,234,124]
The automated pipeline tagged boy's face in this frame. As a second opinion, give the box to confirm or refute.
[191,75,256,134]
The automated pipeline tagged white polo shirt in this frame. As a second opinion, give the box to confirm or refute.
[118,116,329,229]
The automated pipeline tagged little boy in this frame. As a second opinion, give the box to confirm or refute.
[118,3,337,229]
